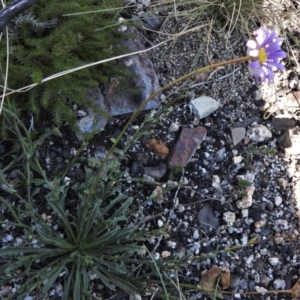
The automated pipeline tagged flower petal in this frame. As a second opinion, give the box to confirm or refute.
[261,30,276,47]
[249,60,261,69]
[268,61,285,71]
[248,49,259,57]
[246,40,258,49]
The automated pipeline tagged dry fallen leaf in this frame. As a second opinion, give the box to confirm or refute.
[145,138,169,159]
[291,278,300,299]
[220,271,231,289]
[153,186,164,204]
[200,266,231,291]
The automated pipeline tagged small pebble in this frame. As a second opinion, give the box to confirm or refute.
[169,122,179,131]
[233,156,243,164]
[246,254,254,265]
[77,110,87,117]
[275,196,282,206]
[2,234,13,242]
[157,220,164,227]
[167,241,177,248]
[273,279,286,290]
[268,257,279,266]
[161,251,171,258]
[193,229,200,239]
[223,211,236,226]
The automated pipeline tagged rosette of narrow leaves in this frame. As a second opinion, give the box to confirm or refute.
[0,108,150,299]
[0,161,148,299]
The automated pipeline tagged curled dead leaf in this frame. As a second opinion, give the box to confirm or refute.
[145,138,169,159]
[151,185,164,204]
[291,278,300,299]
[200,266,231,291]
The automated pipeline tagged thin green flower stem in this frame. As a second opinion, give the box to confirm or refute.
[0,220,29,228]
[11,117,32,201]
[92,55,252,193]
[32,157,47,181]
[61,141,88,179]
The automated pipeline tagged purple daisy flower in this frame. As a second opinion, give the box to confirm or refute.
[246,27,286,83]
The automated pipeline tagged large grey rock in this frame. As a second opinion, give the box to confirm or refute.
[141,12,163,30]
[105,26,160,116]
[76,88,107,140]
[189,96,220,119]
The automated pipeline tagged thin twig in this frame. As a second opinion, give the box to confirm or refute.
[189,66,242,88]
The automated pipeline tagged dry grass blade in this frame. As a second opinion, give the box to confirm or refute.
[0,0,8,117]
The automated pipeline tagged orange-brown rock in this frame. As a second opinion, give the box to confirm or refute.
[145,138,169,159]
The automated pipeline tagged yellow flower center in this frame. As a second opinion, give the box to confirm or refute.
[258,48,267,64]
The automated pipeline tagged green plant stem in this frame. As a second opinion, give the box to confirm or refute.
[92,55,251,193]
[0,196,28,228]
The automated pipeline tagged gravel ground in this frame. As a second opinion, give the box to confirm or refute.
[1,0,300,299]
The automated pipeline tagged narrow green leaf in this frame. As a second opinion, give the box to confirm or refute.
[37,230,74,250]
[46,200,75,243]
[81,266,89,293]
[74,262,81,300]
[98,244,143,253]
[43,258,69,292]
[92,258,127,274]
[102,226,136,244]
[80,203,99,245]
[0,246,56,256]
[111,197,133,218]
[146,248,169,300]
[92,267,116,291]
[96,264,137,294]
[82,226,120,249]
[62,263,75,300]
[101,193,128,216]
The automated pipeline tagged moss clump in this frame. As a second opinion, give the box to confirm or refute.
[0,0,130,130]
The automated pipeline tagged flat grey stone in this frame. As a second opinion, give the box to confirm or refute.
[232,117,262,127]
[189,96,220,119]
[198,203,219,233]
[272,117,296,130]
[144,163,167,180]
[230,127,246,146]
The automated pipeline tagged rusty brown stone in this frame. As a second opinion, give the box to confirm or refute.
[168,126,207,169]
